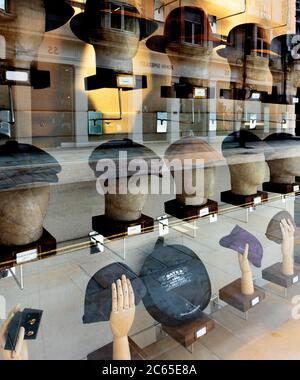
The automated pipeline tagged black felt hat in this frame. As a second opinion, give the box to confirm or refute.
[83,262,146,324]
[221,130,265,157]
[89,138,162,179]
[70,0,158,44]
[266,211,296,244]
[0,140,61,190]
[140,237,212,327]
[0,0,74,32]
[146,6,222,54]
[218,23,277,59]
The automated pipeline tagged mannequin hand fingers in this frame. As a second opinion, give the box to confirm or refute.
[280,222,286,237]
[111,283,118,312]
[122,275,129,309]
[127,279,135,308]
[244,244,249,259]
[117,279,124,310]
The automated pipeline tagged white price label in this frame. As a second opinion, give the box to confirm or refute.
[127,225,142,236]
[209,120,217,131]
[196,327,207,338]
[158,218,169,237]
[200,207,209,217]
[249,206,255,213]
[282,195,286,204]
[294,185,299,192]
[117,75,135,88]
[293,97,299,104]
[293,276,299,284]
[210,214,218,223]
[251,297,260,307]
[193,87,207,98]
[16,249,38,264]
[254,196,261,205]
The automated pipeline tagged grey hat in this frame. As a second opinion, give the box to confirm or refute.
[140,238,211,327]
[83,262,146,324]
[266,211,295,244]
[0,140,61,190]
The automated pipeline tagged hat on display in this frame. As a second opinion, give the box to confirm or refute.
[83,262,146,324]
[140,237,212,327]
[217,23,277,59]
[89,139,162,179]
[263,133,300,160]
[221,130,265,157]
[0,0,74,32]
[270,34,299,63]
[219,225,263,268]
[0,140,61,190]
[266,211,296,244]
[146,6,222,54]
[164,136,223,169]
[70,0,158,44]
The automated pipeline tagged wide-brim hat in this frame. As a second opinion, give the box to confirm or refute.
[89,139,162,179]
[217,23,278,59]
[0,0,74,32]
[140,237,212,327]
[266,211,295,244]
[0,140,61,190]
[146,6,223,54]
[70,0,158,43]
[83,262,146,324]
[220,225,263,268]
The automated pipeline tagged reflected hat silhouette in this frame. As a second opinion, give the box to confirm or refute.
[270,34,300,63]
[70,0,158,44]
[0,0,74,32]
[218,23,278,59]
[146,6,222,54]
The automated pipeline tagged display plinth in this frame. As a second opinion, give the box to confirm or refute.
[92,214,154,240]
[219,279,265,313]
[0,229,57,271]
[263,182,300,195]
[87,337,147,360]
[221,190,268,208]
[162,313,215,349]
[165,199,218,221]
[262,262,300,288]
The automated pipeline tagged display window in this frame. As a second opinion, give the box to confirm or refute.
[1,0,300,364]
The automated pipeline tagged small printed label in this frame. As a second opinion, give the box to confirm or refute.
[249,206,255,213]
[16,249,38,264]
[158,217,169,237]
[293,97,299,104]
[117,75,135,88]
[251,297,260,307]
[282,195,286,204]
[128,225,142,236]
[254,196,261,205]
[200,207,209,217]
[194,87,207,98]
[209,120,217,131]
[293,276,299,284]
[294,185,300,192]
[251,93,260,100]
[196,327,207,338]
[210,214,218,223]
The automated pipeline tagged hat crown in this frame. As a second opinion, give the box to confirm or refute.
[163,6,214,45]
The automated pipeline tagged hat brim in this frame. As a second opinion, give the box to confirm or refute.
[218,46,279,59]
[70,11,158,43]
[44,0,75,32]
[147,34,224,54]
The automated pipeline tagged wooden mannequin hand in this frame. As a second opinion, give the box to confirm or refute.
[110,275,135,338]
[280,218,295,276]
[238,243,251,274]
[280,219,295,258]
[0,306,28,361]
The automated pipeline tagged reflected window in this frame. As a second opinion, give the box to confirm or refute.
[0,0,5,11]
[109,2,137,33]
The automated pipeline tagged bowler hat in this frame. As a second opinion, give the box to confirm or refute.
[70,0,158,44]
[83,262,146,324]
[219,225,263,268]
[218,23,277,59]
[146,6,222,54]
[0,140,61,190]
[0,0,74,32]
[140,237,212,327]
[266,211,295,244]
